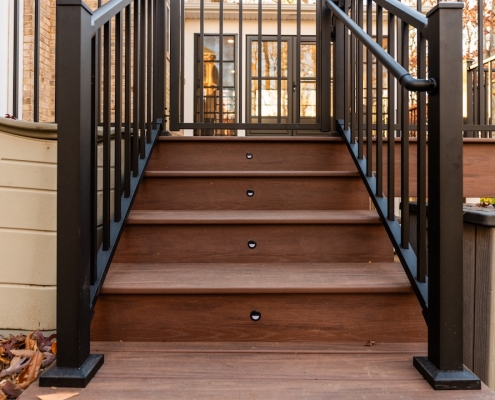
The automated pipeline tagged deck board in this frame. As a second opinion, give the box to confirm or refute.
[23,342,495,399]
[102,262,412,294]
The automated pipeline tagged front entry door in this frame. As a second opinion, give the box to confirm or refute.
[247,36,318,136]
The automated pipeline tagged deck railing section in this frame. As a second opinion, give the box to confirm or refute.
[328,0,481,390]
[39,0,165,387]
[465,57,495,138]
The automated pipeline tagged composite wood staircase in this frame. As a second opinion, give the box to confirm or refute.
[26,136,495,398]
[91,137,426,343]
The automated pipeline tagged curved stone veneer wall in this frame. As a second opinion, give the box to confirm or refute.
[0,117,118,331]
[0,117,57,330]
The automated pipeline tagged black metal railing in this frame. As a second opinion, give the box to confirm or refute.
[39,0,165,387]
[328,0,481,390]
[465,57,495,138]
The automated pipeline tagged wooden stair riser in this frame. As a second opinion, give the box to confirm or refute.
[133,176,370,210]
[148,141,356,171]
[112,224,394,264]
[91,293,426,342]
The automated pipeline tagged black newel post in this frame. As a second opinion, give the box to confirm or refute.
[40,0,104,387]
[413,2,480,390]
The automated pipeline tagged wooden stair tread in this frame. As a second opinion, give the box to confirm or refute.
[101,262,411,294]
[144,170,361,177]
[158,136,344,142]
[127,210,382,225]
[23,341,495,399]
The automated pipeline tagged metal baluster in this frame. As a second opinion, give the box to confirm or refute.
[133,0,140,175]
[219,0,224,130]
[103,20,111,251]
[366,0,372,176]
[357,0,363,158]
[34,0,40,121]
[350,0,356,143]
[344,0,351,130]
[376,4,383,197]
[239,0,243,124]
[90,36,98,285]
[277,0,282,124]
[401,21,409,248]
[139,0,146,158]
[387,12,395,221]
[258,0,262,124]
[296,0,301,124]
[200,0,204,125]
[115,12,123,222]
[124,4,131,195]
[147,0,153,142]
[417,30,427,282]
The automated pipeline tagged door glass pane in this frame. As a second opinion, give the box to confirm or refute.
[300,81,316,117]
[196,34,237,136]
[251,80,288,117]
[300,43,316,78]
[251,41,288,78]
[202,35,235,62]
[223,62,236,87]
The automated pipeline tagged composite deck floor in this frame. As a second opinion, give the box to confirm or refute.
[22,342,495,399]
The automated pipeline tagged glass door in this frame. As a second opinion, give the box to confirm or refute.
[247,36,318,136]
[194,34,237,136]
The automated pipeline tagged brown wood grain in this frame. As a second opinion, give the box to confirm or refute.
[147,141,357,171]
[371,138,495,197]
[133,175,370,211]
[89,340,428,354]
[126,209,382,224]
[474,226,494,385]
[112,224,394,263]
[102,262,412,294]
[22,376,495,400]
[22,341,495,400]
[464,223,476,372]
[91,292,426,342]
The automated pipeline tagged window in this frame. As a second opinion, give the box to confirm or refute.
[194,34,237,136]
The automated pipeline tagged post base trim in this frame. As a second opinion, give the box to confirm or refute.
[413,356,481,390]
[39,354,104,388]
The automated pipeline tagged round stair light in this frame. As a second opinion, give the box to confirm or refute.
[250,310,261,321]
[248,240,257,249]
[247,189,255,197]
[246,152,253,159]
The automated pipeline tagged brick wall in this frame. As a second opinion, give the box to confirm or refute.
[22,0,55,122]
[21,0,165,125]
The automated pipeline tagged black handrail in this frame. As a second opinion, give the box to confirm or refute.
[374,0,427,32]
[330,0,481,390]
[39,0,166,388]
[325,0,435,92]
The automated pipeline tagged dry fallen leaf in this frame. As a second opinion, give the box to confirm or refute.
[42,352,56,368]
[364,340,376,347]
[51,340,57,355]
[0,387,6,400]
[25,332,38,351]
[37,392,79,400]
[18,350,44,389]
[0,356,9,365]
[0,356,30,378]
[11,349,36,358]
[0,380,24,398]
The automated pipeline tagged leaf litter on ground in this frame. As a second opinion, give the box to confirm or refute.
[0,331,57,399]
